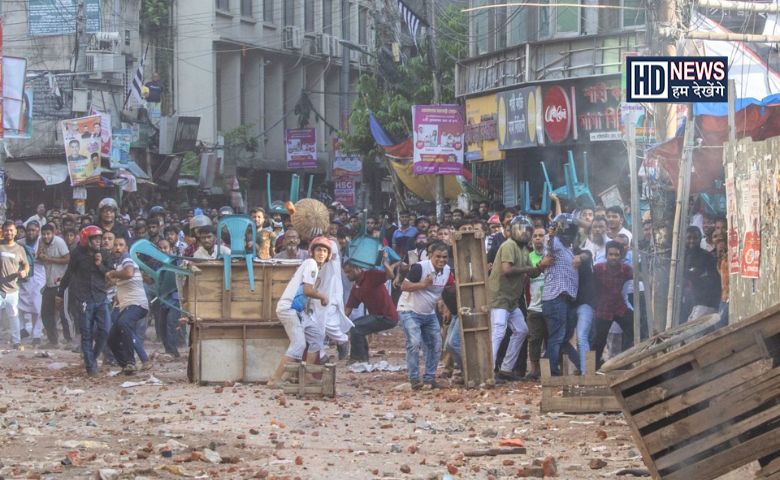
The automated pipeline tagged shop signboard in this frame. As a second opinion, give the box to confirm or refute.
[496,86,541,150]
[576,77,623,142]
[333,153,362,207]
[465,94,504,161]
[286,128,318,169]
[61,114,102,186]
[334,177,356,208]
[412,104,465,175]
[542,85,575,144]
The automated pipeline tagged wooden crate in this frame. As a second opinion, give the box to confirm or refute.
[609,303,780,480]
[452,231,494,388]
[183,261,299,322]
[540,351,621,414]
[190,321,289,384]
[281,362,336,398]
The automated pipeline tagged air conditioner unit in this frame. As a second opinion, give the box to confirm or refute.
[85,52,125,73]
[313,33,332,56]
[331,37,343,58]
[283,25,303,50]
[349,49,361,63]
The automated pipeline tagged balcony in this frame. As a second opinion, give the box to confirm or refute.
[456,31,646,97]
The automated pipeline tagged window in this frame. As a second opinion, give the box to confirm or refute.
[263,0,273,22]
[284,0,295,26]
[622,0,645,28]
[495,5,507,50]
[241,0,252,16]
[305,0,315,32]
[358,6,368,44]
[322,0,333,34]
[216,0,230,11]
[539,0,580,38]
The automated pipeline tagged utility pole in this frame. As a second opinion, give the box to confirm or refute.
[340,0,350,132]
[627,121,641,344]
[428,0,445,222]
[656,0,678,142]
[0,17,5,223]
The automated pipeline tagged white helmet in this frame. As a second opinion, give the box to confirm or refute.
[189,214,212,230]
[98,198,118,211]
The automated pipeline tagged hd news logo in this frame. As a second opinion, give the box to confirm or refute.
[626,56,728,103]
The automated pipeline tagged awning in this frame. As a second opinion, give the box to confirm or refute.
[5,160,68,185]
[123,161,150,180]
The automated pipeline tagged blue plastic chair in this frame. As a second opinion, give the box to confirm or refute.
[129,239,191,313]
[216,214,257,292]
[540,152,596,209]
[348,232,385,269]
[520,179,552,215]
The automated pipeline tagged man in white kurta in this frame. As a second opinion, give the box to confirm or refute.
[311,237,353,360]
[19,222,46,345]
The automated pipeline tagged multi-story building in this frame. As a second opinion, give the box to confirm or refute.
[174,0,375,207]
[458,1,647,208]
[0,0,143,214]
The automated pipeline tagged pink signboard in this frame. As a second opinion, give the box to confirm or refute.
[286,128,318,169]
[412,105,465,175]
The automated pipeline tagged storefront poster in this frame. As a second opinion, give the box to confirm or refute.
[93,110,112,158]
[110,128,132,168]
[465,94,504,161]
[724,170,740,274]
[412,104,465,175]
[542,85,575,144]
[739,176,761,278]
[333,153,362,177]
[496,87,540,150]
[61,115,102,186]
[576,77,622,142]
[334,176,356,207]
[286,128,318,169]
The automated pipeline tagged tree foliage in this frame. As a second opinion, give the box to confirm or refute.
[140,0,171,32]
[340,4,467,158]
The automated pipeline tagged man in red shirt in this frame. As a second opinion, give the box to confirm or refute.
[343,255,397,363]
[591,241,634,368]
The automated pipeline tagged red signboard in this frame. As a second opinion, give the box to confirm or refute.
[543,86,572,143]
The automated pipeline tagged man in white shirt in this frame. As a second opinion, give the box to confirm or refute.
[19,221,46,346]
[24,204,47,228]
[398,242,452,390]
[605,206,632,243]
[38,224,71,348]
[582,216,608,265]
[192,226,231,259]
[106,236,151,374]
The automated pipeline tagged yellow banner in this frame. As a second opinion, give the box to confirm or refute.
[465,94,505,162]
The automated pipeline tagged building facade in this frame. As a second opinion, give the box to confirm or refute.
[458,0,647,209]
[174,0,375,207]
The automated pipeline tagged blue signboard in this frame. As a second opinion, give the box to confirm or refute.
[28,0,101,36]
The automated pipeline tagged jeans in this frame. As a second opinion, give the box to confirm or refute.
[445,315,462,370]
[542,295,574,376]
[575,304,593,375]
[717,301,729,329]
[1,291,20,345]
[490,308,528,373]
[77,300,111,373]
[160,300,181,356]
[526,310,547,365]
[349,314,397,362]
[107,305,149,367]
[400,311,441,382]
[592,312,634,368]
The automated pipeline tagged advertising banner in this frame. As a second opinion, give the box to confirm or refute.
[93,110,112,158]
[110,128,132,168]
[542,85,576,144]
[496,86,540,150]
[3,88,32,139]
[61,115,102,186]
[412,104,465,175]
[333,153,362,177]
[740,176,761,278]
[3,56,27,136]
[724,169,740,274]
[28,0,101,36]
[286,128,318,169]
[465,94,504,161]
[334,177,356,207]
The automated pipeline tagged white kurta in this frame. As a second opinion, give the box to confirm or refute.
[311,239,353,341]
[19,238,45,314]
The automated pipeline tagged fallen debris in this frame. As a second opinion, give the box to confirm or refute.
[463,447,526,457]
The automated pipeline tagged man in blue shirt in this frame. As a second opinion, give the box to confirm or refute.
[391,211,418,259]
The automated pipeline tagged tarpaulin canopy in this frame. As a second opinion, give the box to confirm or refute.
[6,160,68,185]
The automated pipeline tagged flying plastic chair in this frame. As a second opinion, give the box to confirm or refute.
[540,151,596,210]
[129,239,192,313]
[266,173,314,215]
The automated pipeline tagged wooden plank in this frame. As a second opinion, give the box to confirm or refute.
[585,351,597,375]
[610,385,663,480]
[664,427,780,480]
[611,304,780,389]
[622,341,767,412]
[632,359,774,429]
[542,374,613,388]
[757,457,780,478]
[643,366,780,455]
[540,396,621,414]
[655,402,780,471]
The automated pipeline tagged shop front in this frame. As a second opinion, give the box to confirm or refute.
[465,93,505,204]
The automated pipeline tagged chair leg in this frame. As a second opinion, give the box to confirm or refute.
[246,256,255,291]
[223,258,231,291]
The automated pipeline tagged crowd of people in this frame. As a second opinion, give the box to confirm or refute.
[1,193,728,386]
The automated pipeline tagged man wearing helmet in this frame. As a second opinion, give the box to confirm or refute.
[268,236,332,387]
[56,225,114,376]
[0,221,30,349]
[487,216,541,381]
[97,198,129,241]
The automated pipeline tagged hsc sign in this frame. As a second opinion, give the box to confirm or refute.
[626,56,728,103]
